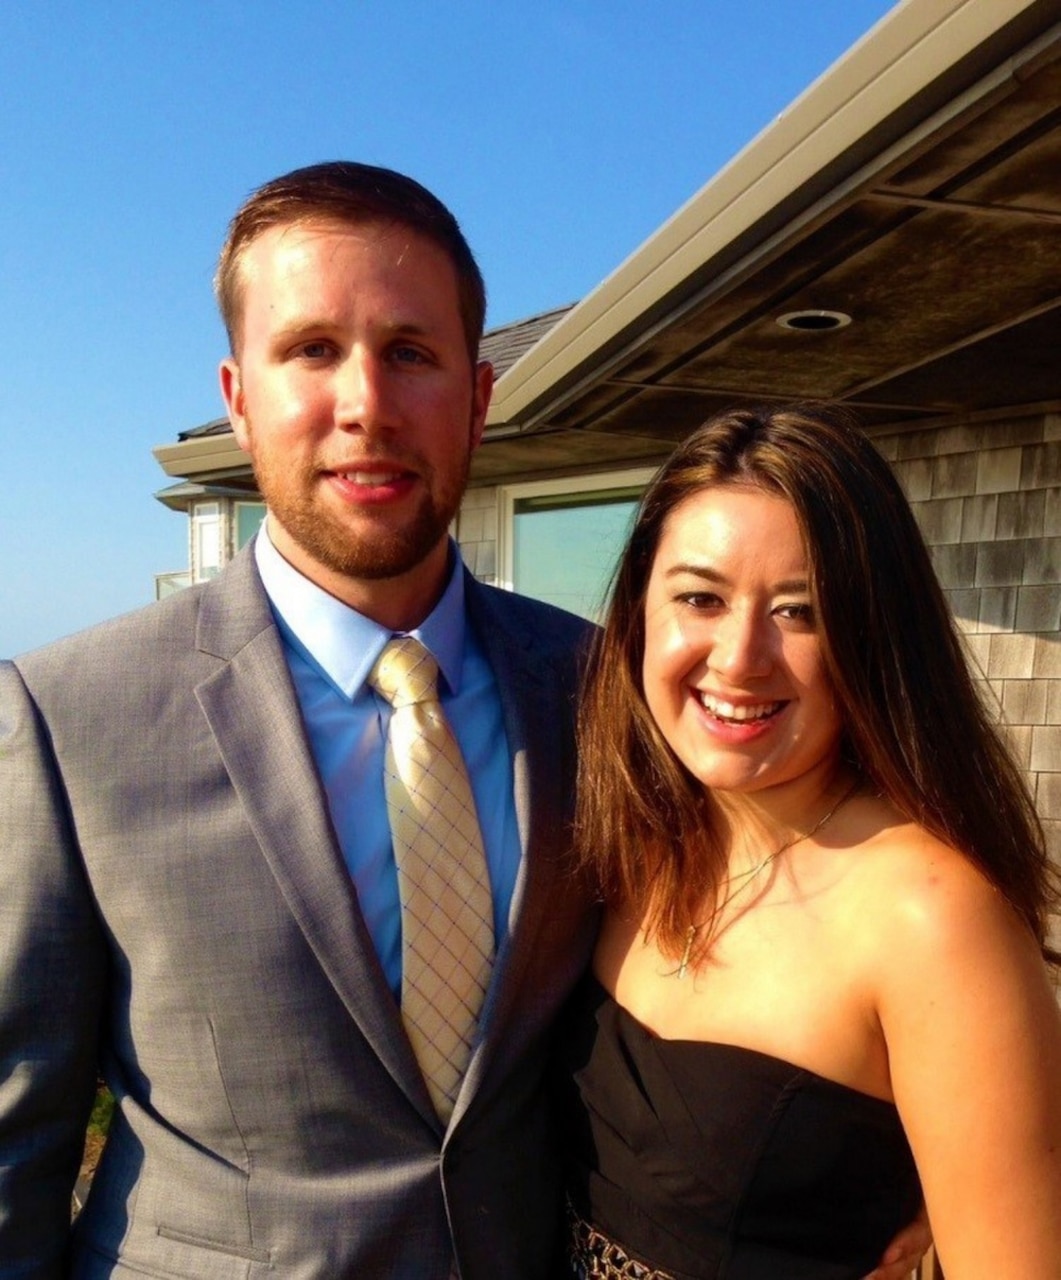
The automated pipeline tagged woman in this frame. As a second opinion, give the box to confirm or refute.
[556,405,1061,1278]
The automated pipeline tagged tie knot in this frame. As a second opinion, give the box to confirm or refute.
[369,636,440,708]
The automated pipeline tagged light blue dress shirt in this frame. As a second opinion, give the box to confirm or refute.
[255,529,522,998]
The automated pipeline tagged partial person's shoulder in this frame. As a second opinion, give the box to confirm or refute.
[850,812,1040,982]
[466,579,597,653]
[14,581,206,681]
[9,551,276,725]
[12,547,268,681]
[882,826,1005,927]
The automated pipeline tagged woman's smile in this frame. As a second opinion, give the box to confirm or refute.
[642,484,842,797]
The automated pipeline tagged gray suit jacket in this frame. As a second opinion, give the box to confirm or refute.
[0,549,597,1278]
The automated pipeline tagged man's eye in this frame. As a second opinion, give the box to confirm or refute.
[300,341,331,359]
[391,345,430,365]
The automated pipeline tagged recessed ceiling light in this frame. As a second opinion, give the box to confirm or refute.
[776,309,852,331]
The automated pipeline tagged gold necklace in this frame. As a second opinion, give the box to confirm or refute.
[675,779,861,979]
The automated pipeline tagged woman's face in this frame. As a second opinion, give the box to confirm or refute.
[641,484,843,798]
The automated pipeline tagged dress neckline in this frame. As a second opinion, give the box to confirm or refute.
[586,970,898,1111]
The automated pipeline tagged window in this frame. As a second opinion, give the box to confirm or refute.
[500,469,656,621]
[155,570,192,599]
[191,502,222,581]
[236,501,266,550]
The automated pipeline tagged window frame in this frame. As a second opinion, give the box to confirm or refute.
[497,466,657,609]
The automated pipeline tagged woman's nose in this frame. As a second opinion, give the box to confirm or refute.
[709,611,772,681]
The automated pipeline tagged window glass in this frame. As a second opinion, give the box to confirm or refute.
[192,503,221,581]
[155,571,192,599]
[236,502,266,549]
[512,486,642,621]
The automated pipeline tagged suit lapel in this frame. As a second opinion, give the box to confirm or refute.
[193,554,436,1123]
[456,578,588,1112]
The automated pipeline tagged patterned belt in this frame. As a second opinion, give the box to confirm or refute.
[566,1200,676,1280]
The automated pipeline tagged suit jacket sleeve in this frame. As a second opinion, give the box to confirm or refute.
[0,660,106,1275]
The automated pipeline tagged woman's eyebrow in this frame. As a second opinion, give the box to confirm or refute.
[663,563,809,594]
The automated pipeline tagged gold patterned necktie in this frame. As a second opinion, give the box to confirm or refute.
[369,636,495,1123]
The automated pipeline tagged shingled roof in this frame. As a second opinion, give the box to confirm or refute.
[479,304,574,377]
[179,417,230,441]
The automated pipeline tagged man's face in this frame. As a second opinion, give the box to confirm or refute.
[220,219,492,628]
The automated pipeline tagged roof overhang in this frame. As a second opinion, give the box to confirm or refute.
[476,0,1061,483]
[154,477,263,513]
[154,425,247,483]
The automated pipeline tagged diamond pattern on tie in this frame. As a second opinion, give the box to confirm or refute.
[369,636,494,1123]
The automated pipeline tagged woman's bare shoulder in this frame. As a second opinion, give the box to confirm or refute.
[838,796,1035,969]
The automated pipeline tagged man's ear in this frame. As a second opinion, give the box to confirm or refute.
[470,360,494,450]
[219,358,250,452]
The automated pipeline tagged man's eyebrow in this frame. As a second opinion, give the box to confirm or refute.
[267,315,331,340]
[372,317,434,336]
[269,317,435,345]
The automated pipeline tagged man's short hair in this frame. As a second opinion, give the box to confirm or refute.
[215,161,487,363]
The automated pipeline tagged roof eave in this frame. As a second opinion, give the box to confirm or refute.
[154,433,247,480]
[486,0,1053,430]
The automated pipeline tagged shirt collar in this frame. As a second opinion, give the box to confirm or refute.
[254,527,467,700]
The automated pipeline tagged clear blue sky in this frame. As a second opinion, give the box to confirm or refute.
[0,0,896,656]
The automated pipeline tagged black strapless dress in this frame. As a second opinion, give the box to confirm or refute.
[553,975,922,1280]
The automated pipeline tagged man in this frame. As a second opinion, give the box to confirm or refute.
[0,162,925,1278]
[0,162,594,1277]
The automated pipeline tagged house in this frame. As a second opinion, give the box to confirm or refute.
[153,0,1061,860]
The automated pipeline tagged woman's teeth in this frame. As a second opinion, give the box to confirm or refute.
[699,693,783,723]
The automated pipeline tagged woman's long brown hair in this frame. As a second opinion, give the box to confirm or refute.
[576,404,1059,964]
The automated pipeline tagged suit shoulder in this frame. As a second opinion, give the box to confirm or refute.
[13,583,209,682]
[469,581,596,646]
[12,549,269,692]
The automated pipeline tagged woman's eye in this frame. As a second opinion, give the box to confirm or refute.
[777,602,814,624]
[677,592,722,610]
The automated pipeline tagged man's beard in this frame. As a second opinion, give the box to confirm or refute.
[250,439,471,583]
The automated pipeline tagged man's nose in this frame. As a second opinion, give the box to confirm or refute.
[335,351,390,431]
